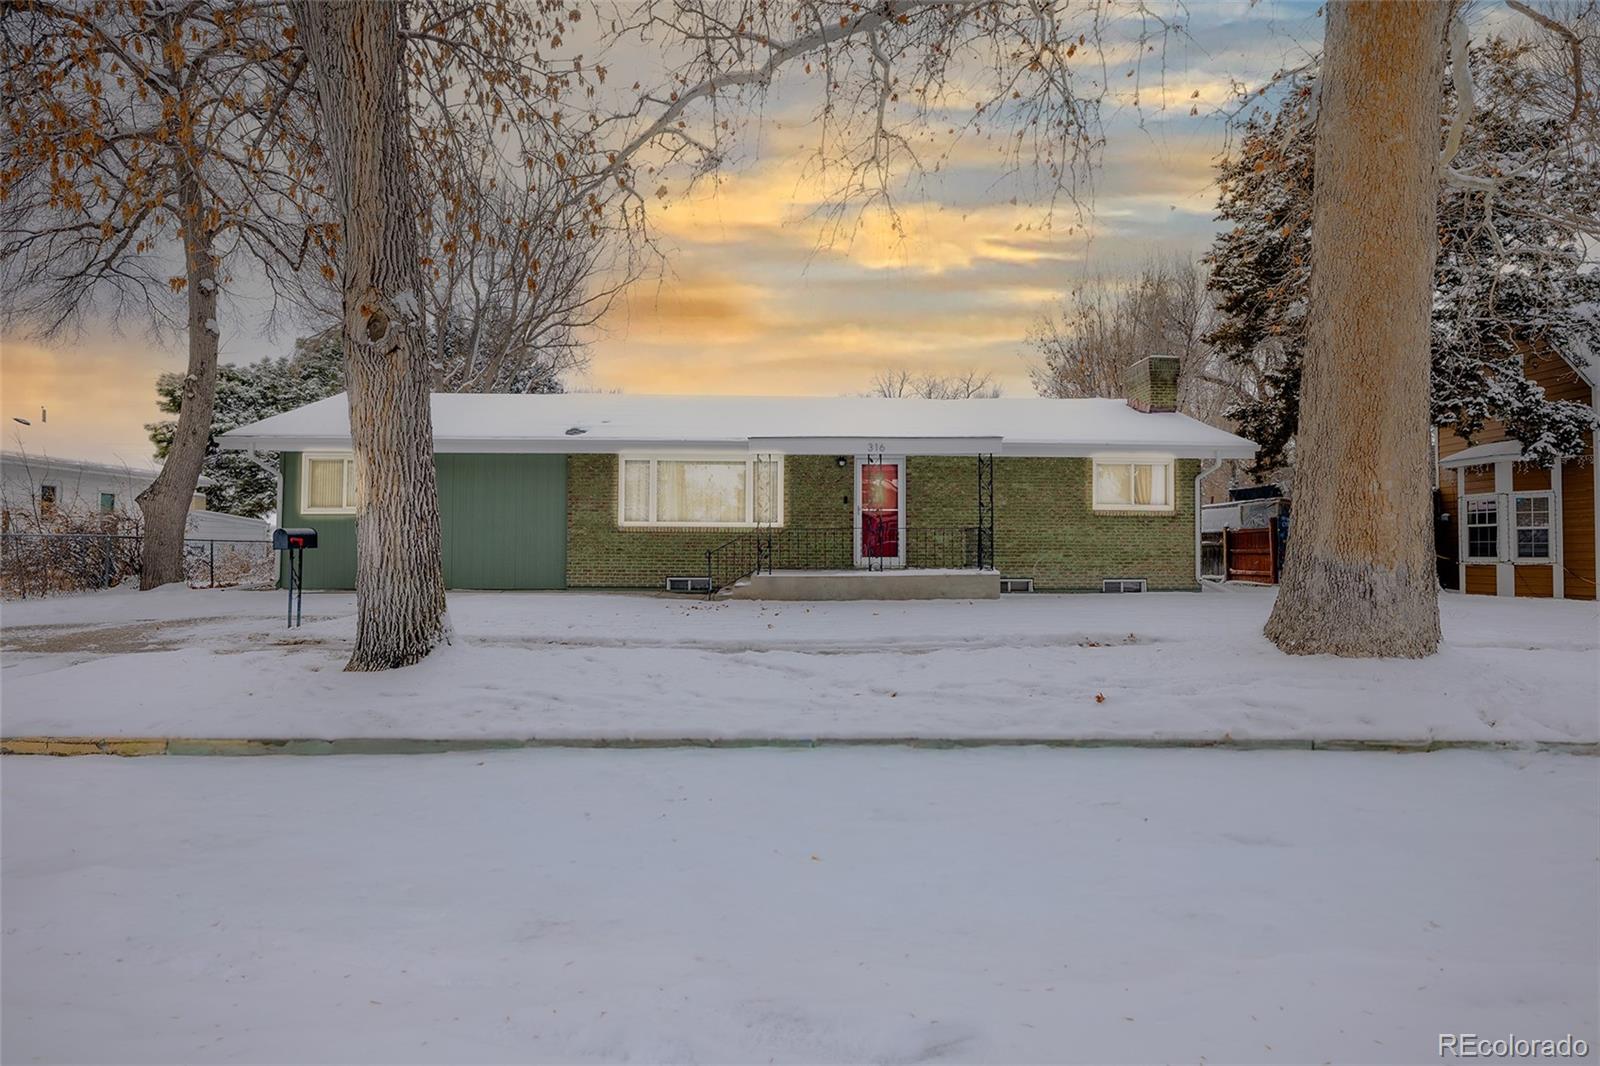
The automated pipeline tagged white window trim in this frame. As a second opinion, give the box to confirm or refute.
[1090,454,1177,514]
[1511,489,1555,563]
[300,452,357,515]
[617,452,784,529]
[1462,492,1500,563]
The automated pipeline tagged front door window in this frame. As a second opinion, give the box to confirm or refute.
[859,462,901,561]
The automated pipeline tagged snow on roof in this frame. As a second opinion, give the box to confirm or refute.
[218,393,1258,459]
[1438,440,1532,468]
[0,451,215,487]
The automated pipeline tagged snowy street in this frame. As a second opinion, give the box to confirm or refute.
[2,586,1597,745]
[3,746,1596,1064]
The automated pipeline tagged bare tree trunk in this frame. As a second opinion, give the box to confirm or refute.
[135,153,218,590]
[292,0,448,670]
[1264,0,1447,658]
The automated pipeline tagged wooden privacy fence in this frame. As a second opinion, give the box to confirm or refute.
[1224,526,1278,584]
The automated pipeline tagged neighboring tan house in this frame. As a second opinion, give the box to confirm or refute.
[218,357,1258,596]
[1436,351,1598,600]
[0,452,268,541]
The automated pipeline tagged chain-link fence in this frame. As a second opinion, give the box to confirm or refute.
[1,533,276,598]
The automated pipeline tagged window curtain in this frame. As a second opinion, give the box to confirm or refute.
[622,460,650,522]
[753,457,780,524]
[307,459,347,509]
[1095,462,1168,507]
[656,460,747,523]
[1096,463,1132,505]
[1132,464,1153,505]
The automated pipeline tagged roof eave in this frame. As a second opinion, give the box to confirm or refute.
[219,433,1258,460]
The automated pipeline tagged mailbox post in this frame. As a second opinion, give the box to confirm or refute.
[272,527,318,628]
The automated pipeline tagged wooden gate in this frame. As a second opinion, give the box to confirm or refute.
[1225,526,1277,584]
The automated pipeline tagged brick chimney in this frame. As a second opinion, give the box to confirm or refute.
[1123,356,1180,413]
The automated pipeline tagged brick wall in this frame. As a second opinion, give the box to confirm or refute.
[569,452,1199,591]
[566,453,853,588]
[1122,357,1180,414]
[908,456,1200,591]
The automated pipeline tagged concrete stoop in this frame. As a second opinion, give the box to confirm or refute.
[729,568,1002,600]
[2,735,1595,757]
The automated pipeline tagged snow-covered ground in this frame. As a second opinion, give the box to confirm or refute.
[2,585,1596,743]
[3,747,1595,1064]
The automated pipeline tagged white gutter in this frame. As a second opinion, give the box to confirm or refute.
[1195,452,1225,586]
[218,434,1258,460]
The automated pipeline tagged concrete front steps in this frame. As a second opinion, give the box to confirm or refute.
[727,568,1001,600]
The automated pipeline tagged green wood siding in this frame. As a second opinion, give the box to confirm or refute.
[279,452,566,590]
[437,453,566,589]
[279,451,359,590]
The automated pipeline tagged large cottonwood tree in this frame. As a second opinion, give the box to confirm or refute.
[0,0,321,588]
[288,0,448,670]
[1263,1,1450,658]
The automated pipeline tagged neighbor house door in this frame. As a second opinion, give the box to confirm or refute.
[854,456,906,568]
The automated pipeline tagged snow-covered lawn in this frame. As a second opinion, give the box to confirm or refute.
[3,747,1595,1064]
[2,585,1596,743]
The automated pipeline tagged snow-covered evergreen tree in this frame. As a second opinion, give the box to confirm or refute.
[1432,36,1600,465]
[147,333,346,517]
[1203,78,1314,473]
[1206,35,1599,475]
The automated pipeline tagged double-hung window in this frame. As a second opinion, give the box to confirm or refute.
[1464,496,1498,561]
[301,453,357,514]
[1464,491,1555,563]
[1091,456,1174,512]
[1514,493,1552,561]
[619,454,783,527]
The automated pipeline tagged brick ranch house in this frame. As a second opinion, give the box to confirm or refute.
[219,357,1257,596]
[1437,348,1598,600]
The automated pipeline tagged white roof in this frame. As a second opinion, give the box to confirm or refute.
[0,451,215,487]
[218,393,1257,459]
[1438,440,1530,468]
[186,510,272,540]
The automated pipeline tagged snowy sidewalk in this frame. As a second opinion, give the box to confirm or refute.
[2,585,1596,747]
[3,747,1596,1063]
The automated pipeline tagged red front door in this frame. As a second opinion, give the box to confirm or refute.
[859,461,901,561]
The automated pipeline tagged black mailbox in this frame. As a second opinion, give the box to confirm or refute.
[273,527,317,628]
[273,527,318,551]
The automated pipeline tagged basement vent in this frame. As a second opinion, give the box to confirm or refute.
[1101,578,1148,594]
[665,575,711,593]
[999,577,1034,593]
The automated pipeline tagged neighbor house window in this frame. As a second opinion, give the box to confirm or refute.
[38,484,56,512]
[1514,493,1552,560]
[1464,496,1498,561]
[1091,457,1174,512]
[301,453,357,514]
[99,492,116,512]
[618,454,783,527]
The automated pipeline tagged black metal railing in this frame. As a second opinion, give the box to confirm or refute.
[704,529,770,597]
[703,525,988,596]
[0,533,276,599]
